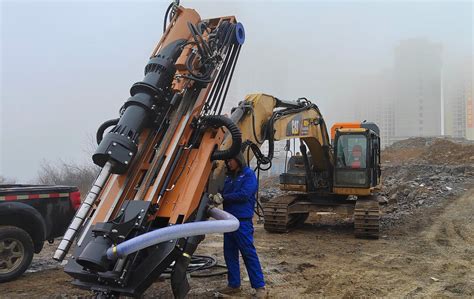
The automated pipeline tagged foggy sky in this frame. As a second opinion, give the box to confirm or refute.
[1,0,472,181]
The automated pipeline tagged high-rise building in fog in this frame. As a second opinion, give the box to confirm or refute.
[393,39,443,138]
[468,94,474,140]
[353,71,395,148]
[448,82,473,140]
[352,40,474,144]
[447,87,467,138]
[443,58,473,140]
[353,39,447,146]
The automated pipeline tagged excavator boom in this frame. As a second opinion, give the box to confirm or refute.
[211,94,334,193]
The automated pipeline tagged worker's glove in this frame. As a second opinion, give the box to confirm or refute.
[208,193,224,206]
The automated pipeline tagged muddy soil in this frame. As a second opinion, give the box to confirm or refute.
[2,188,473,298]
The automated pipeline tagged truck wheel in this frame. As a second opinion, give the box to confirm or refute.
[0,226,34,282]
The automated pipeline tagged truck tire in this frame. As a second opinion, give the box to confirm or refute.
[0,226,34,282]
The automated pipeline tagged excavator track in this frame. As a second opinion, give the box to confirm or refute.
[354,197,380,239]
[263,195,306,233]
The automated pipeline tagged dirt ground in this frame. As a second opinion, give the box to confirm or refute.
[2,137,473,298]
[2,188,473,298]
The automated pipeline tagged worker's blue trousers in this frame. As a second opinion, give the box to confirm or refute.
[223,220,265,289]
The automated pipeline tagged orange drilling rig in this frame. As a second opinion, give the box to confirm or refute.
[54,2,245,297]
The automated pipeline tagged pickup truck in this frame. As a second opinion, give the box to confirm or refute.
[0,184,80,282]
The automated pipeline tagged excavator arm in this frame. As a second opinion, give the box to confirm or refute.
[211,93,334,193]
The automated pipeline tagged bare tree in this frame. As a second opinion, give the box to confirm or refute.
[0,175,16,184]
[83,132,98,157]
[36,160,99,197]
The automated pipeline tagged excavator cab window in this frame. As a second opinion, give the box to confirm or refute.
[335,134,367,169]
[334,133,370,188]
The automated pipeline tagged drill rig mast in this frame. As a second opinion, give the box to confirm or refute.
[54,2,245,297]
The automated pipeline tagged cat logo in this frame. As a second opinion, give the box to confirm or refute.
[291,119,300,135]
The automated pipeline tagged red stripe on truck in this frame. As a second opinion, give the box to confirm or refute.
[0,192,75,201]
[69,191,82,210]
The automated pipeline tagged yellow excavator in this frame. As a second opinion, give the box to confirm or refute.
[212,93,381,238]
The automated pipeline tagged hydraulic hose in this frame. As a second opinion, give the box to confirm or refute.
[106,207,239,260]
[163,2,174,33]
[201,115,242,161]
[96,118,120,145]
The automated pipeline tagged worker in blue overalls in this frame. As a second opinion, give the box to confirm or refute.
[215,152,266,298]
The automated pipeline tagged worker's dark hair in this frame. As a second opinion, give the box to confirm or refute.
[225,151,247,173]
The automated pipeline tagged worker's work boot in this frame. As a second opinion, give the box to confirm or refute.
[214,286,241,297]
[254,287,267,298]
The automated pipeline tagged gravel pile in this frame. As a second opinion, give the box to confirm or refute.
[383,137,474,166]
[258,176,285,203]
[379,137,474,228]
[379,164,474,228]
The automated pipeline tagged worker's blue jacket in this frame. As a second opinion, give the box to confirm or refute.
[222,166,258,219]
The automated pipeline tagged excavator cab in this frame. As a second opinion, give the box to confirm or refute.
[331,122,381,195]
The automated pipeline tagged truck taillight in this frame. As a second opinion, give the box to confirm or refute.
[70,191,82,210]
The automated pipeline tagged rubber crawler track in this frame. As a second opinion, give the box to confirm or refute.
[354,197,380,239]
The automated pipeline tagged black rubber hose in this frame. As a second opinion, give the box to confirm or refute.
[96,118,119,145]
[201,115,241,161]
[248,107,264,144]
[163,2,174,33]
[217,45,241,115]
[300,142,316,192]
[163,255,228,278]
[190,265,228,277]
